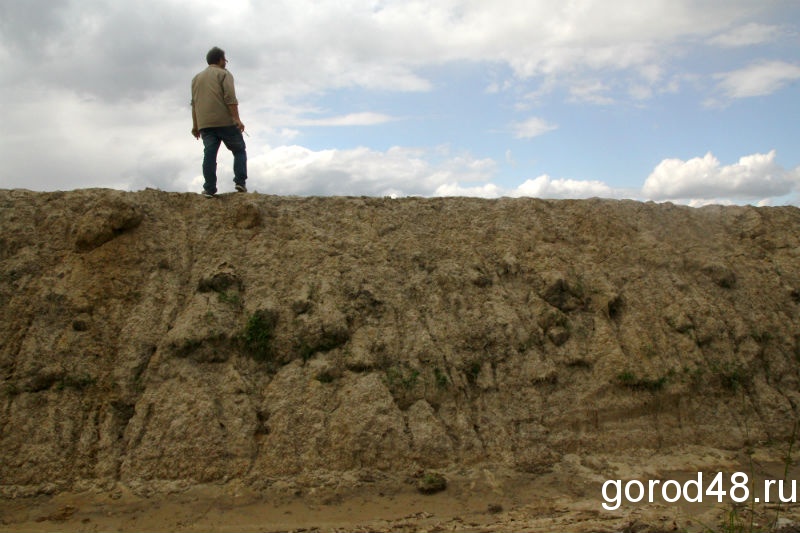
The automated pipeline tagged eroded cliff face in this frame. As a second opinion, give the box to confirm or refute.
[1,188,799,496]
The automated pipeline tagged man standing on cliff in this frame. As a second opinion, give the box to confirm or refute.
[191,46,248,197]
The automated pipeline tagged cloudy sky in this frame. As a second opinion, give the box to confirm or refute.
[1,0,799,205]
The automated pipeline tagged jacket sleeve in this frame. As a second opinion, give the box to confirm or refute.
[221,72,239,106]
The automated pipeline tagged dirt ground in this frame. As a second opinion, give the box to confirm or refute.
[3,446,799,533]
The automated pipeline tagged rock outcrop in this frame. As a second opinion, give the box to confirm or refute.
[1,188,799,496]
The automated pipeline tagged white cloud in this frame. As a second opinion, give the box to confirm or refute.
[0,86,194,191]
[569,81,614,105]
[236,143,622,200]
[433,174,617,199]
[245,145,497,197]
[712,61,800,100]
[628,85,654,101]
[3,0,758,105]
[512,117,558,139]
[219,144,800,204]
[511,175,614,199]
[643,150,800,202]
[685,198,736,207]
[708,23,781,48]
[292,112,399,127]
[434,182,504,198]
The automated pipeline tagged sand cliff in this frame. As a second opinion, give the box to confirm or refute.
[2,189,800,531]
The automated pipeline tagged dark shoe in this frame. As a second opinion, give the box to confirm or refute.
[202,189,216,198]
[235,183,247,193]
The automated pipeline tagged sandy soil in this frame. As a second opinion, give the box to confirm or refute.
[3,446,799,533]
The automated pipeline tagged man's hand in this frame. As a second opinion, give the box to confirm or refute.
[191,127,200,139]
[228,104,245,134]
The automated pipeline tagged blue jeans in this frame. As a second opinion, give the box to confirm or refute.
[200,126,247,194]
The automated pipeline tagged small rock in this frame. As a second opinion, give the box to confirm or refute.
[548,326,571,346]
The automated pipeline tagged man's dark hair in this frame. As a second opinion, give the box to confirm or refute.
[206,47,226,65]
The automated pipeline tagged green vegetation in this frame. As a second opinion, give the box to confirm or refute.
[242,309,278,362]
[433,367,449,390]
[217,291,242,307]
[465,360,483,385]
[417,472,447,494]
[315,371,335,384]
[708,361,750,392]
[56,374,96,391]
[382,363,422,409]
[385,364,420,391]
[617,371,667,392]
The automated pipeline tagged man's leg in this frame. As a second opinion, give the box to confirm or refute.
[221,126,248,189]
[201,129,223,194]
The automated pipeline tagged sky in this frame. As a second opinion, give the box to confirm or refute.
[1,0,799,205]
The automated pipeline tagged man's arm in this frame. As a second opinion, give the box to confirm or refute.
[228,104,245,133]
[191,103,200,139]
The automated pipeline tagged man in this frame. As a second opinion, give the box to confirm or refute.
[191,46,248,196]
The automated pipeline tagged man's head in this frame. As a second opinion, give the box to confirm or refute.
[206,47,227,66]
